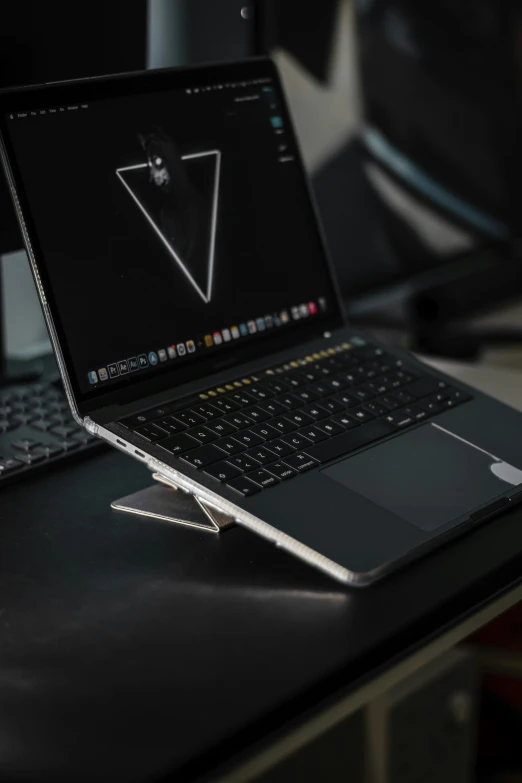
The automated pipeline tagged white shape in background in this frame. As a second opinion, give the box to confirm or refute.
[1,249,50,358]
[116,150,221,304]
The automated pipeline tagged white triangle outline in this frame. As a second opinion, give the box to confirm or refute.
[116,149,221,303]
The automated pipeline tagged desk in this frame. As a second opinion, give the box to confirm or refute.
[0,401,522,783]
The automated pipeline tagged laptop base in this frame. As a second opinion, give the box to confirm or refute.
[111,472,235,533]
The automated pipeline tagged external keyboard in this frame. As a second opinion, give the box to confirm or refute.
[0,379,102,484]
[121,341,473,497]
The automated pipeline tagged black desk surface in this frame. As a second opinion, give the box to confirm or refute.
[1,447,522,783]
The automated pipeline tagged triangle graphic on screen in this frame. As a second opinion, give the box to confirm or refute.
[116,150,221,304]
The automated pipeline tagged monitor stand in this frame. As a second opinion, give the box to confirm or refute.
[111,472,235,533]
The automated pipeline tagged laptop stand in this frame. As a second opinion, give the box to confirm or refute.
[111,472,235,533]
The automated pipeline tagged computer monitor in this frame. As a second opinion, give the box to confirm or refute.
[353,1,521,290]
[315,0,522,321]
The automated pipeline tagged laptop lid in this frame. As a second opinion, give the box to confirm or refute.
[0,58,344,419]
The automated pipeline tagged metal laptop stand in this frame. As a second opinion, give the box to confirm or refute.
[111,472,235,533]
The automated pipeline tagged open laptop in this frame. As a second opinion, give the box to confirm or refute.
[1,58,522,586]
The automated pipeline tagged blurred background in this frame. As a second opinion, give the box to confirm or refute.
[1,3,522,781]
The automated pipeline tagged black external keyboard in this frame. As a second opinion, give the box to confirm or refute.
[121,341,473,497]
[0,380,101,484]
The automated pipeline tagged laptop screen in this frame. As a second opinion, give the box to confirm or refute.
[0,61,342,408]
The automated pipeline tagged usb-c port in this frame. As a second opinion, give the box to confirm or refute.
[116,439,127,448]
[135,450,145,458]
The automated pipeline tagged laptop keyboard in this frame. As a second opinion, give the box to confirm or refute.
[0,380,101,484]
[121,342,473,497]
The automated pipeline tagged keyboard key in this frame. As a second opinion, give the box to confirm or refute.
[227,454,261,472]
[247,385,274,401]
[245,468,279,488]
[14,450,46,465]
[308,381,331,397]
[310,363,331,377]
[40,444,66,458]
[0,458,23,473]
[181,444,228,468]
[263,380,291,395]
[324,377,347,392]
[122,410,162,427]
[300,369,320,382]
[214,437,246,455]
[8,415,27,427]
[134,423,171,442]
[437,395,460,409]
[431,390,455,404]
[265,440,296,458]
[257,399,288,417]
[12,438,42,451]
[176,411,205,428]
[314,419,345,436]
[271,417,298,435]
[223,413,255,430]
[296,389,320,403]
[333,392,357,408]
[245,446,278,465]
[362,401,387,417]
[283,411,315,428]
[154,416,188,435]
[376,395,401,411]
[242,406,272,423]
[418,400,443,416]
[265,462,297,480]
[231,430,264,448]
[281,452,319,473]
[348,388,374,403]
[449,390,472,405]
[387,371,416,388]
[401,405,428,422]
[297,426,330,443]
[158,433,201,455]
[350,407,375,424]
[280,374,303,388]
[31,419,54,432]
[50,424,77,438]
[304,420,396,463]
[364,381,388,396]
[280,432,312,450]
[70,431,96,444]
[231,391,258,407]
[248,423,280,441]
[320,398,347,415]
[226,476,261,497]
[406,377,448,399]
[191,404,221,420]
[185,426,217,444]
[204,461,242,483]
[329,413,359,430]
[60,439,82,451]
[301,403,330,420]
[382,411,415,428]
[213,398,240,413]
[206,419,238,437]
[274,394,303,410]
[391,390,416,405]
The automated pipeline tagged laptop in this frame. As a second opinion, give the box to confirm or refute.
[1,58,521,586]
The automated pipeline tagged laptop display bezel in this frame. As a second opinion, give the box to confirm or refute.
[0,57,346,418]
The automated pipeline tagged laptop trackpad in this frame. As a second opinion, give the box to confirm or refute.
[322,423,522,532]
